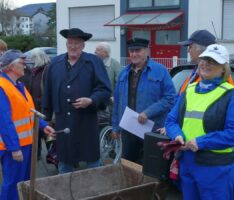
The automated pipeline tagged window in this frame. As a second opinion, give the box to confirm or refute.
[132,30,151,41]
[129,0,179,8]
[223,0,234,40]
[70,5,115,40]
[129,0,152,8]
[154,0,179,6]
[155,30,180,45]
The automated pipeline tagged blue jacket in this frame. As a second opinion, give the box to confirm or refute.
[165,78,234,150]
[0,73,47,155]
[112,58,176,132]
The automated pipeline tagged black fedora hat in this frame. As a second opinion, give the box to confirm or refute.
[60,28,92,41]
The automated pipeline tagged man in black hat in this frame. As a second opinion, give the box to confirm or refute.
[111,38,176,164]
[42,28,111,173]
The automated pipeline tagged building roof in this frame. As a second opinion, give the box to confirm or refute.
[105,11,184,30]
[15,3,55,17]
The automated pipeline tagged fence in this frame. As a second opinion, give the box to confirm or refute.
[120,57,189,71]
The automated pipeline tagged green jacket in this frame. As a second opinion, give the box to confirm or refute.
[104,57,123,93]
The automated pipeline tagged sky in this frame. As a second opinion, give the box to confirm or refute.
[14,0,56,8]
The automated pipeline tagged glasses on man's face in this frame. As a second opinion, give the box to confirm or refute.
[67,42,83,48]
[199,57,219,66]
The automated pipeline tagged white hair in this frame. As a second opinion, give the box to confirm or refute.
[31,49,50,67]
[1,58,21,72]
[96,42,111,56]
[193,43,206,53]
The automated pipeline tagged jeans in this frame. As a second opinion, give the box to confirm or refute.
[58,159,100,174]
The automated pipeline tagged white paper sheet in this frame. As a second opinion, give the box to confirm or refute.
[119,107,154,139]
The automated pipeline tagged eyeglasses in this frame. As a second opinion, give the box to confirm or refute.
[199,57,219,66]
[67,42,83,48]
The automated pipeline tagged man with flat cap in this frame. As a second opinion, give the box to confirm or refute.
[111,38,176,164]
[42,28,111,173]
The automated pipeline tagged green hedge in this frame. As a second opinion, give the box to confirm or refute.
[0,35,38,52]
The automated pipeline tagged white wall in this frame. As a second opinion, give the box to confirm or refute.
[56,0,121,61]
[32,12,49,33]
[188,0,234,54]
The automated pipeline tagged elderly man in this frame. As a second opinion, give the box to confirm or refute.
[0,49,54,200]
[43,28,112,173]
[112,38,176,164]
[178,30,216,93]
[95,42,122,93]
[179,29,233,93]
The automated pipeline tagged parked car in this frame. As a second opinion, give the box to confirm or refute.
[24,47,57,68]
[25,47,57,60]
[170,64,234,94]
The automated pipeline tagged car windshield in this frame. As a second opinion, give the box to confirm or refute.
[172,69,193,94]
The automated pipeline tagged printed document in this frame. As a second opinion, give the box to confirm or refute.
[119,106,154,139]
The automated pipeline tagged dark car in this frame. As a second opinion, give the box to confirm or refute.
[24,47,57,61]
[23,47,57,69]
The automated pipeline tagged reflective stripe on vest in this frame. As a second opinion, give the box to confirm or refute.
[183,82,234,153]
[0,129,33,143]
[14,116,31,127]
[0,77,35,150]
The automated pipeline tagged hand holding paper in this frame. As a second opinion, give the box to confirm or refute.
[119,107,154,139]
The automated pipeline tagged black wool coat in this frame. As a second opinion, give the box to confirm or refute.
[42,52,111,164]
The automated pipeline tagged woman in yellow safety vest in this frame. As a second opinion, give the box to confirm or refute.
[166,44,234,200]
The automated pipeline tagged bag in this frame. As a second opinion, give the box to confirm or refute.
[169,158,179,180]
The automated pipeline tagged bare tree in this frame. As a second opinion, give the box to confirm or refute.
[0,0,17,35]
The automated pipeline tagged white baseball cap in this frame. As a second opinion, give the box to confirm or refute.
[199,44,229,64]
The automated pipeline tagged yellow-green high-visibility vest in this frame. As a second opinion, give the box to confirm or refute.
[182,82,234,153]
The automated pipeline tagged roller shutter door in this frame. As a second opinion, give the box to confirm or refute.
[223,0,234,40]
[69,5,115,40]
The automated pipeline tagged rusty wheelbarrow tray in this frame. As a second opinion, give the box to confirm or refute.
[18,163,160,200]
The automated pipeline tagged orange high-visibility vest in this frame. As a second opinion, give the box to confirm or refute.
[0,77,35,150]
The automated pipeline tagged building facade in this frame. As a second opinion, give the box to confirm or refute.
[56,0,121,60]
[56,0,234,63]
[32,9,50,34]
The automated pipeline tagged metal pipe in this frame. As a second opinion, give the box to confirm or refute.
[29,109,42,200]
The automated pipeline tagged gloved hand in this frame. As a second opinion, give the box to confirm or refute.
[157,141,183,160]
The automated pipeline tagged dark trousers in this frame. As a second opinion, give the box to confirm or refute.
[121,131,144,165]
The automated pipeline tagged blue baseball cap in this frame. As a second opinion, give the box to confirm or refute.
[178,30,216,46]
[0,49,26,68]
